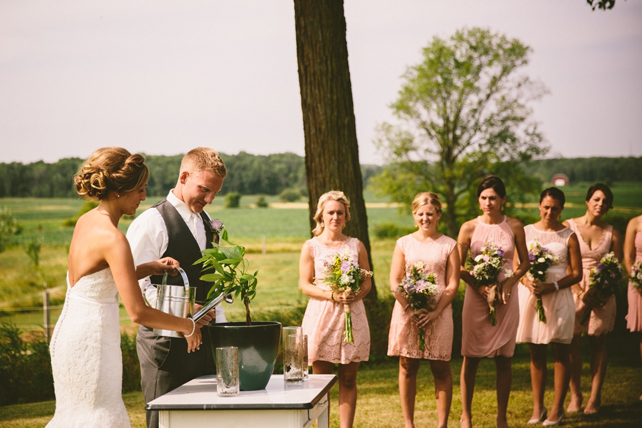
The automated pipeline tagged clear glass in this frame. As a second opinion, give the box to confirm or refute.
[284,334,304,382]
[302,334,309,380]
[216,346,239,396]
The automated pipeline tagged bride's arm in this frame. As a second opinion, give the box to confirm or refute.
[104,233,202,352]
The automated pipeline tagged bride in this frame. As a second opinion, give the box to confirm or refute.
[47,147,202,428]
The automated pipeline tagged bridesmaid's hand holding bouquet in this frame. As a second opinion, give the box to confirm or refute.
[397,261,440,351]
[322,249,373,343]
[527,239,560,323]
[468,239,513,326]
[630,261,642,295]
[580,252,624,325]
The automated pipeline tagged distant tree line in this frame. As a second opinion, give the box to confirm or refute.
[524,156,642,185]
[0,152,383,198]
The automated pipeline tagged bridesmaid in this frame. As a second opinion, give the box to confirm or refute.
[623,214,642,400]
[388,193,460,428]
[564,183,623,414]
[515,187,582,426]
[300,190,372,428]
[457,176,530,428]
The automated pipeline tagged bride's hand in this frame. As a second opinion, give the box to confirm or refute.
[184,324,202,353]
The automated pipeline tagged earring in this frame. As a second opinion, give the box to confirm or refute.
[116,194,120,198]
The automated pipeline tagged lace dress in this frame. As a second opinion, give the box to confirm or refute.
[461,216,519,358]
[516,225,575,344]
[627,232,642,332]
[47,268,130,428]
[388,234,457,360]
[567,219,616,336]
[301,237,370,364]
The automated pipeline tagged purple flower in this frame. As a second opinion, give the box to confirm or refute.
[528,251,536,261]
[497,249,504,258]
[341,261,351,274]
[210,219,223,231]
[597,263,604,272]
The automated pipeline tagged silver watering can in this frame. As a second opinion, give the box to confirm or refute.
[152,267,196,338]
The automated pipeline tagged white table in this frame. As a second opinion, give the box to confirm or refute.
[146,374,338,428]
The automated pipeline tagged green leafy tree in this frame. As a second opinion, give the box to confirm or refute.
[0,207,19,253]
[371,27,549,237]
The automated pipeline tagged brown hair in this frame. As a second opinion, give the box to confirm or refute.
[585,183,614,210]
[74,147,149,200]
[477,175,506,198]
[311,190,351,236]
[411,192,442,214]
[180,147,227,178]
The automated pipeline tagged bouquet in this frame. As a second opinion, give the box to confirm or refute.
[397,261,440,351]
[322,249,373,343]
[527,239,560,323]
[580,252,624,325]
[468,239,513,326]
[630,261,642,293]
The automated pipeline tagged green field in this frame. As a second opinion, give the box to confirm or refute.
[1,341,641,428]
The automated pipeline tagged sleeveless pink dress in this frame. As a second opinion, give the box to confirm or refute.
[567,219,615,336]
[461,216,518,358]
[626,232,642,332]
[301,237,370,364]
[387,234,457,361]
[516,225,576,345]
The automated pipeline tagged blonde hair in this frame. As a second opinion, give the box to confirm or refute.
[312,190,351,236]
[411,192,442,214]
[180,147,227,178]
[74,147,149,200]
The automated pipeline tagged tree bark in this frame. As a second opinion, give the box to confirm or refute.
[293,0,377,302]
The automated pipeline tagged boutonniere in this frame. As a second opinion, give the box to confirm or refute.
[206,218,227,239]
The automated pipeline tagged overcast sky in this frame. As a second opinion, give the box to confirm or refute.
[1,1,641,165]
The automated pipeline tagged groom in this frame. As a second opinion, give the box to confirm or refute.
[127,147,227,428]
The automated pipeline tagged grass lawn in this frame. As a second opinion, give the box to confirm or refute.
[1,337,640,427]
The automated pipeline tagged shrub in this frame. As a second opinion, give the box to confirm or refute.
[0,207,19,253]
[373,222,415,239]
[225,192,241,208]
[279,188,301,203]
[0,323,53,406]
[121,332,141,393]
[62,201,98,228]
[255,195,269,208]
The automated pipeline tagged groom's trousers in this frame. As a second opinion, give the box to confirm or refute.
[137,325,215,428]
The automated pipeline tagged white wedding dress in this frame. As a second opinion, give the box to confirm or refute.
[47,268,131,427]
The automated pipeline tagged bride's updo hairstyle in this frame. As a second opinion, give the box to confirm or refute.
[411,192,442,215]
[74,147,149,200]
[312,190,351,236]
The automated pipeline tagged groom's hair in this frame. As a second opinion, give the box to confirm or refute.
[180,147,227,179]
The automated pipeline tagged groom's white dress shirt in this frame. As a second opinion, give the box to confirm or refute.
[126,189,226,323]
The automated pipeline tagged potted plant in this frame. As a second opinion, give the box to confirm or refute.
[195,224,281,391]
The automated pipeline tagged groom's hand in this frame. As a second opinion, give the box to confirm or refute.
[194,303,216,327]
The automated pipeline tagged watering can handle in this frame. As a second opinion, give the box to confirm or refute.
[161,267,190,290]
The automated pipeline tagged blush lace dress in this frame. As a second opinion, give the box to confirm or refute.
[516,225,575,344]
[567,219,616,336]
[47,268,130,428]
[301,237,370,364]
[627,231,642,332]
[461,216,519,358]
[387,234,457,360]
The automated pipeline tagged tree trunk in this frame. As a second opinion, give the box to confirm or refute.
[293,0,377,302]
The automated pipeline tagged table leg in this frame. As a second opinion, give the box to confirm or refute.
[317,392,330,428]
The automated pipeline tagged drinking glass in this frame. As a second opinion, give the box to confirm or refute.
[284,333,304,382]
[216,346,239,396]
[302,334,309,380]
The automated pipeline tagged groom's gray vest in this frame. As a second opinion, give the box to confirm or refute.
[137,198,218,428]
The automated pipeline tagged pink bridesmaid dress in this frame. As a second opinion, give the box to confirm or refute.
[301,237,370,364]
[516,225,575,344]
[627,231,642,332]
[567,219,616,336]
[388,234,457,361]
[461,216,519,358]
